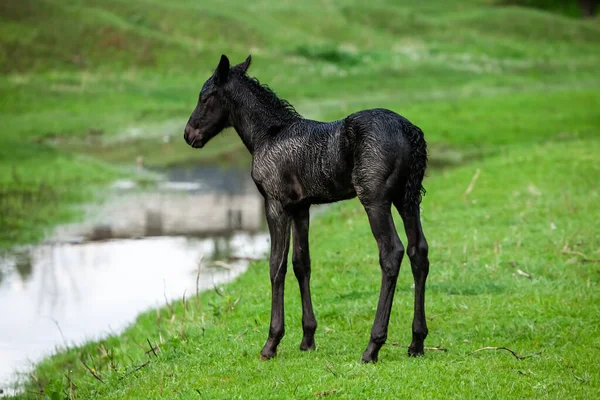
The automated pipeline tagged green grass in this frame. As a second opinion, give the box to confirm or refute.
[1,0,600,396]
[10,137,599,399]
[496,0,591,18]
[2,0,600,246]
[0,141,128,247]
[2,0,600,150]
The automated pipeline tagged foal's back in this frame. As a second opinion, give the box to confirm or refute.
[252,108,416,206]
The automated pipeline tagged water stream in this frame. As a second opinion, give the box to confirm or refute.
[0,162,270,391]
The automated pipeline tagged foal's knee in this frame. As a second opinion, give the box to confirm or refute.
[380,242,404,278]
[408,241,429,274]
[269,259,288,284]
[292,255,310,279]
[408,238,428,259]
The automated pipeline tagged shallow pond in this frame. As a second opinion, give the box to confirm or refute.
[0,163,270,391]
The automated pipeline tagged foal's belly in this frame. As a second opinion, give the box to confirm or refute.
[306,186,357,205]
[252,156,357,206]
[296,170,357,205]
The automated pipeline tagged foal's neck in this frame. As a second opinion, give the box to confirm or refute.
[228,78,300,154]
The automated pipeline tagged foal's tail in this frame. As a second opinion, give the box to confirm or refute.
[403,124,428,216]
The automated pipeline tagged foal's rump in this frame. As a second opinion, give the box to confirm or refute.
[344,108,428,212]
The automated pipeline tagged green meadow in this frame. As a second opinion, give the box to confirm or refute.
[1,0,599,398]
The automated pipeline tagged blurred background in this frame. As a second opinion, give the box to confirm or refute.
[1,0,599,246]
[0,0,598,392]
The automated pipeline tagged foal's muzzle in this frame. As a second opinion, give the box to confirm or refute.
[184,123,204,148]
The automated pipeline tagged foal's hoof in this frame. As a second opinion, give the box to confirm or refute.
[299,337,315,351]
[360,351,378,364]
[361,341,381,363]
[408,343,425,357]
[260,348,277,360]
[260,352,276,360]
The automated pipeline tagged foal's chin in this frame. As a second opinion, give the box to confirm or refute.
[186,137,206,148]
[188,132,218,148]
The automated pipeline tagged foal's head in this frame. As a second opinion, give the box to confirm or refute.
[184,54,251,148]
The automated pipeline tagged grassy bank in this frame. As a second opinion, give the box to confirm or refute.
[2,0,600,397]
[0,143,127,247]
[10,137,599,399]
[2,0,600,247]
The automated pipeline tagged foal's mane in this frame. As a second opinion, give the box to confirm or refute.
[234,71,302,122]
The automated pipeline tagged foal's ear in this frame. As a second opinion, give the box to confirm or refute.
[214,54,230,85]
[233,55,252,74]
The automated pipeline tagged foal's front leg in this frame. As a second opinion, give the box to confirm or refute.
[292,206,318,351]
[260,199,291,360]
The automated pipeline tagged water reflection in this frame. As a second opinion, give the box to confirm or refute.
[53,164,265,242]
[0,163,270,391]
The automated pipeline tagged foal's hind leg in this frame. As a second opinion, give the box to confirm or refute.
[292,206,318,351]
[360,201,405,363]
[396,203,430,357]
